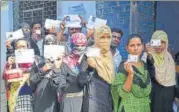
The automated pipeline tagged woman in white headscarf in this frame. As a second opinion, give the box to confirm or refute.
[146,30,176,112]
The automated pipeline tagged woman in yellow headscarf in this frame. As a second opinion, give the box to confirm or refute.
[80,25,114,112]
[146,30,176,112]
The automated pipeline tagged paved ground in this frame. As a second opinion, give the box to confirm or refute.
[1,79,7,112]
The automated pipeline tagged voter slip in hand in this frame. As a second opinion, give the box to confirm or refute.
[6,29,24,41]
[127,54,138,63]
[45,19,61,32]
[86,16,107,29]
[15,49,35,64]
[150,39,161,47]
[64,15,81,28]
[85,47,101,58]
[44,45,65,61]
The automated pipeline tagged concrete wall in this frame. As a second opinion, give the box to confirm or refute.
[57,1,96,20]
[1,1,13,112]
[96,1,155,59]
[156,1,179,55]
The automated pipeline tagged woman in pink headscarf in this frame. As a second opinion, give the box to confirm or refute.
[51,33,88,112]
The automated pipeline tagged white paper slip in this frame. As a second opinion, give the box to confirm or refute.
[85,47,101,57]
[44,45,65,60]
[64,15,81,27]
[15,49,35,63]
[127,54,138,63]
[6,29,24,41]
[150,39,161,47]
[45,19,61,32]
[86,16,107,29]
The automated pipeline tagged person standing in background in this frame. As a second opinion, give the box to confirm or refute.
[29,22,44,56]
[110,28,123,74]
[20,22,31,40]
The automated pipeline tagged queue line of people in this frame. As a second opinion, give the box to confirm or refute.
[2,15,179,112]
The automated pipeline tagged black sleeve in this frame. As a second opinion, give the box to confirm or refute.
[146,54,156,82]
[50,63,67,93]
[117,61,127,75]
[29,63,46,92]
[78,56,93,87]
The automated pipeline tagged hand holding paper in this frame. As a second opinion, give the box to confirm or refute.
[64,15,82,27]
[6,29,24,41]
[54,56,63,69]
[150,39,161,47]
[15,49,35,64]
[44,45,65,61]
[45,19,61,33]
[85,47,100,58]
[86,16,107,29]
[127,54,138,63]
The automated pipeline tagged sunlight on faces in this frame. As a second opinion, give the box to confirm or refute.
[126,37,143,56]
[16,40,28,50]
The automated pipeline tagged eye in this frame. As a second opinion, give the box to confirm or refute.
[130,44,135,47]
[137,43,142,46]
[100,36,104,39]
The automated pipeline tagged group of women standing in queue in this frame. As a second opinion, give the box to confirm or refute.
[3,22,178,112]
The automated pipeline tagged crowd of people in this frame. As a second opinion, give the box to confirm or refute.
[2,15,179,112]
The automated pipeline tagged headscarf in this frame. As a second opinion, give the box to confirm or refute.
[88,25,114,84]
[20,22,31,39]
[151,30,176,86]
[63,33,87,75]
[70,33,87,56]
[94,25,112,54]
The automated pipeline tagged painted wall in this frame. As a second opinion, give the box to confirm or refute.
[1,1,13,112]
[96,1,155,59]
[57,1,96,20]
[156,1,179,55]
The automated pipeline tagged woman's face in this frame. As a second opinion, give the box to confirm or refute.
[126,37,143,56]
[16,40,28,50]
[153,40,166,54]
[97,33,111,50]
[72,43,86,55]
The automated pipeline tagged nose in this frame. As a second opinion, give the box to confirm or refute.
[134,45,138,51]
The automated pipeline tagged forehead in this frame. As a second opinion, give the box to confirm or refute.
[33,24,41,28]
[112,32,121,36]
[128,38,142,44]
[16,40,27,46]
[69,27,81,30]
[102,33,110,36]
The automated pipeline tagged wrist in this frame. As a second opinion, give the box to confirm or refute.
[128,73,134,78]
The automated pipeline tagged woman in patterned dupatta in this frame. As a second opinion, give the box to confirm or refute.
[3,38,34,112]
[111,34,151,112]
[51,33,88,112]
